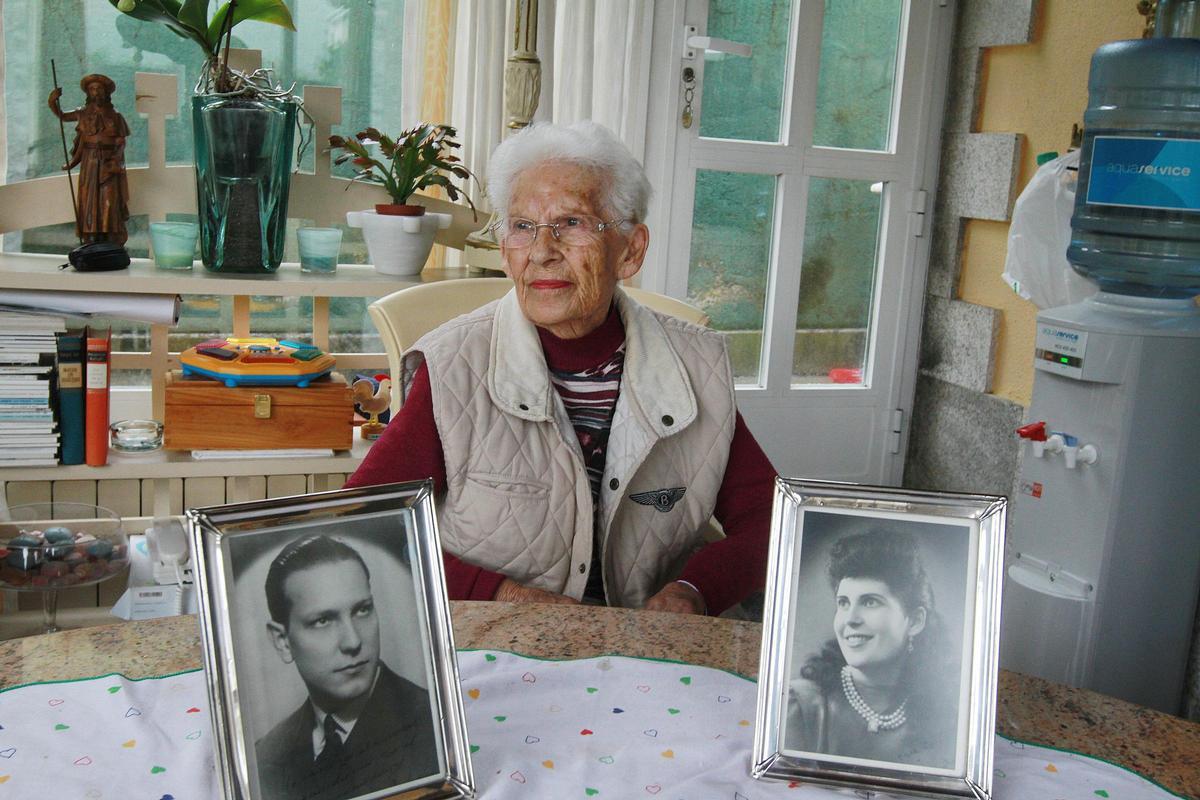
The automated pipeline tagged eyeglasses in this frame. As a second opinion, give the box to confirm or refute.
[495,215,629,248]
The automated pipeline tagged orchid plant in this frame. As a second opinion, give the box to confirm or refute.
[108,0,296,93]
[328,123,478,215]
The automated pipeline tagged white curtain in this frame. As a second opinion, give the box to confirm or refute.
[0,7,7,183]
[541,0,654,163]
[449,0,655,192]
[449,0,510,211]
[400,1,431,130]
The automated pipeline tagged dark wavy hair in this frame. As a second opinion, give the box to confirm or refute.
[265,535,371,627]
[800,530,957,741]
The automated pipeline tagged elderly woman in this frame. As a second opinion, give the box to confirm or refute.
[346,121,776,616]
[786,531,958,768]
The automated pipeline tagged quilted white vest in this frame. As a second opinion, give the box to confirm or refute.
[406,288,736,608]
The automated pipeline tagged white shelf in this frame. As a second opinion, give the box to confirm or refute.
[0,252,486,298]
[0,436,374,482]
[0,250,459,484]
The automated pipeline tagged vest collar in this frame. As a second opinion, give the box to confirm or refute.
[488,288,698,437]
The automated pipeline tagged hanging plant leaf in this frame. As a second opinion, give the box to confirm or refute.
[176,0,211,36]
[205,0,296,53]
[108,0,212,53]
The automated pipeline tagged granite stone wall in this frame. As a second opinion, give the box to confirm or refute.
[903,1,1031,498]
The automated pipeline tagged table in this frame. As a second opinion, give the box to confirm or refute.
[1,603,1197,797]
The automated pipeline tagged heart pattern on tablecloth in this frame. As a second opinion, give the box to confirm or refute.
[0,649,1180,800]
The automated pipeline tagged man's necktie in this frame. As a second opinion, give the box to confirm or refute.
[317,714,345,766]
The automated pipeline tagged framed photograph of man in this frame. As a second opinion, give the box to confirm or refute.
[188,480,474,800]
[752,479,1006,799]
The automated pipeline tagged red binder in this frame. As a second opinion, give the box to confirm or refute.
[85,327,111,466]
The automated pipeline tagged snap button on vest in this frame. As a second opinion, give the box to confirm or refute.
[609,478,619,490]
[519,403,529,411]
[662,414,674,426]
[578,563,586,574]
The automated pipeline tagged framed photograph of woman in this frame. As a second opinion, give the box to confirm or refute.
[752,479,1006,799]
[188,480,474,800]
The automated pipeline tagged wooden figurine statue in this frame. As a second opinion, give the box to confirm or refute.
[48,74,131,246]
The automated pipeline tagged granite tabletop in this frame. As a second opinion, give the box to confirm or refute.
[1,602,1197,797]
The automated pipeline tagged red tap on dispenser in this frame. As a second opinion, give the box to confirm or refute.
[1016,421,1048,441]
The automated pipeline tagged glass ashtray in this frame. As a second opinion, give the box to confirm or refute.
[110,419,164,453]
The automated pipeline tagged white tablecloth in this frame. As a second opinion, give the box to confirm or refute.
[0,650,1183,799]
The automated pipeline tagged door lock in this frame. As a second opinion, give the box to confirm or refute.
[681,67,696,129]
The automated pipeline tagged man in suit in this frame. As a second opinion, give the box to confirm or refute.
[255,535,440,800]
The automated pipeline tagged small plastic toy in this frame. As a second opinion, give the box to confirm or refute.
[179,337,336,387]
[352,374,392,440]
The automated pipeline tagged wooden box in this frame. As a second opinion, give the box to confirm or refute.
[163,371,354,451]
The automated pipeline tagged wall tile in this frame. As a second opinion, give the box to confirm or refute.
[938,132,1023,222]
[956,0,1038,49]
[925,215,966,300]
[904,374,1024,498]
[919,296,999,393]
[944,47,983,133]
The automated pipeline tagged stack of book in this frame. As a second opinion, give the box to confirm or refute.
[0,313,64,467]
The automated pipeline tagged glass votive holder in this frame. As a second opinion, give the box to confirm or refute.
[149,221,198,270]
[109,419,163,453]
[297,227,342,273]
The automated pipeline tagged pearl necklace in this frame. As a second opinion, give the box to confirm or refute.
[840,665,907,734]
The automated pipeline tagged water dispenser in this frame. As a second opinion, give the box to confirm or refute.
[999,1,1200,714]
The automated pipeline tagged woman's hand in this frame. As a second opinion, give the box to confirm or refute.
[495,577,580,605]
[643,581,706,615]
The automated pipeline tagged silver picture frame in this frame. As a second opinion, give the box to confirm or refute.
[753,478,1006,799]
[188,480,474,800]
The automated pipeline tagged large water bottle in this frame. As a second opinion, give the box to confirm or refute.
[1068,1,1200,298]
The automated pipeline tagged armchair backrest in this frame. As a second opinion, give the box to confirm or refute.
[368,278,513,414]
[367,279,709,414]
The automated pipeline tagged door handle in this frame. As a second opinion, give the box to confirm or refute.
[682,26,753,60]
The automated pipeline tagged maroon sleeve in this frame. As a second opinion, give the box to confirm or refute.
[344,363,508,602]
[676,411,777,616]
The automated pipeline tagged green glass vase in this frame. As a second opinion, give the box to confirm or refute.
[192,95,296,273]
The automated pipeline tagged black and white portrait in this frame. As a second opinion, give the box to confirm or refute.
[225,511,444,800]
[782,508,975,775]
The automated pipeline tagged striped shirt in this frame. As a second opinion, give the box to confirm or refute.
[549,344,626,500]
[549,343,625,603]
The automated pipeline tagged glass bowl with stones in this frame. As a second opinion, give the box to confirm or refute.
[0,503,127,632]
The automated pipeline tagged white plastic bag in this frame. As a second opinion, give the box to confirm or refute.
[1002,149,1097,309]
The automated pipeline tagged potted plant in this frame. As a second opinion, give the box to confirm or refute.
[329,123,477,216]
[331,123,479,275]
[109,0,299,273]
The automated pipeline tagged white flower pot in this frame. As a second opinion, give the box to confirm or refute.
[346,209,452,276]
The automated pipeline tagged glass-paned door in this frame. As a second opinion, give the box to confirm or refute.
[645,0,953,483]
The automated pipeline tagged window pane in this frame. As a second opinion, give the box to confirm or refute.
[812,0,902,151]
[697,0,793,143]
[98,295,232,387]
[246,296,381,354]
[2,0,404,186]
[1,1,403,386]
[687,170,776,384]
[102,293,382,387]
[794,178,882,385]
[12,216,372,267]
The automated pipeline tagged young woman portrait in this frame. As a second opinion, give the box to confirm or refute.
[784,514,971,772]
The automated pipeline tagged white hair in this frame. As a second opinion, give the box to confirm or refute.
[486,120,653,229]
